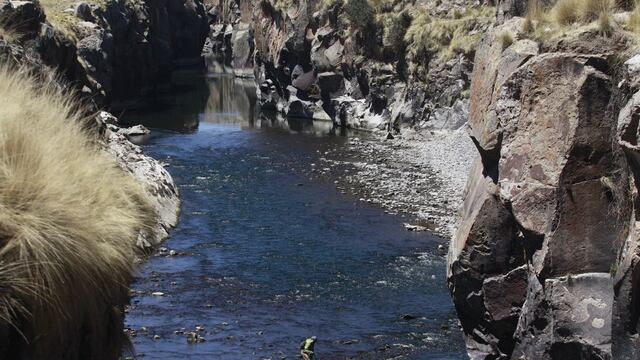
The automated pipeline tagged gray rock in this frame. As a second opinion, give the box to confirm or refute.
[449,21,631,359]
[317,71,343,95]
[291,65,315,91]
[230,22,254,77]
[119,124,150,137]
[98,112,180,249]
[428,99,469,131]
[75,2,95,22]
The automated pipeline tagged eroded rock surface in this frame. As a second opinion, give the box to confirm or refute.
[448,19,640,360]
[97,112,180,249]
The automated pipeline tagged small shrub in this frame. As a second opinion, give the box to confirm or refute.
[551,0,614,26]
[498,31,514,50]
[579,0,614,22]
[382,11,411,50]
[598,11,613,36]
[610,262,619,277]
[0,20,17,42]
[345,0,374,30]
[552,0,581,25]
[522,16,535,33]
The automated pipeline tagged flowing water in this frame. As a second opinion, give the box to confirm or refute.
[122,63,466,359]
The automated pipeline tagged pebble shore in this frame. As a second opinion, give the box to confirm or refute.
[315,127,476,240]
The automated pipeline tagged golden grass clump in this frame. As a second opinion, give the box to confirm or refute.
[550,0,614,25]
[0,64,155,359]
[522,0,619,42]
[552,0,581,25]
[598,11,614,36]
[498,30,515,49]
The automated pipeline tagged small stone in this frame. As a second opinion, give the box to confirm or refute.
[151,292,165,297]
[401,314,418,321]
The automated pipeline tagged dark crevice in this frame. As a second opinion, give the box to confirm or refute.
[470,133,502,184]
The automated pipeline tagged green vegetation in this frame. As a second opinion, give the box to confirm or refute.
[0,64,155,357]
[610,262,619,277]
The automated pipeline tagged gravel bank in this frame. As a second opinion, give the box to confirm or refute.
[314,127,476,240]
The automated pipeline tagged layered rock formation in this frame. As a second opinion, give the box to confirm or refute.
[447,14,640,359]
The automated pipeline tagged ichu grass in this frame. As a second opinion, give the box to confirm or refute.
[0,65,155,359]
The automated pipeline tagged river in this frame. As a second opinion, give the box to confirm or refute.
[121,62,466,359]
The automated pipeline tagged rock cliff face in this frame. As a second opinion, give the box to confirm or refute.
[203,0,488,131]
[0,0,209,106]
[447,15,640,359]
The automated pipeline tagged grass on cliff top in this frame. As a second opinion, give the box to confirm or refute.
[39,0,142,39]
[0,63,155,356]
[38,0,107,39]
[521,0,627,42]
[404,6,495,62]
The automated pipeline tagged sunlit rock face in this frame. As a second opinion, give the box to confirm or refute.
[448,17,640,360]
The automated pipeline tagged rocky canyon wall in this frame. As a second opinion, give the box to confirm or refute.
[0,0,209,106]
[202,0,489,131]
[447,9,640,360]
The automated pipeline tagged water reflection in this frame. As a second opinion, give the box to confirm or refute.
[121,58,343,137]
[201,75,257,125]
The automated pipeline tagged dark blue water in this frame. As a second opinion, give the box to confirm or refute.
[123,65,466,359]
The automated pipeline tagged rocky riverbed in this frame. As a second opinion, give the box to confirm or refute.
[304,126,475,240]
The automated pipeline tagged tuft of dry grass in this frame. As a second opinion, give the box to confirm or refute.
[551,0,614,26]
[523,0,620,42]
[0,24,16,42]
[498,30,515,49]
[598,11,614,35]
[552,0,581,25]
[0,64,155,358]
